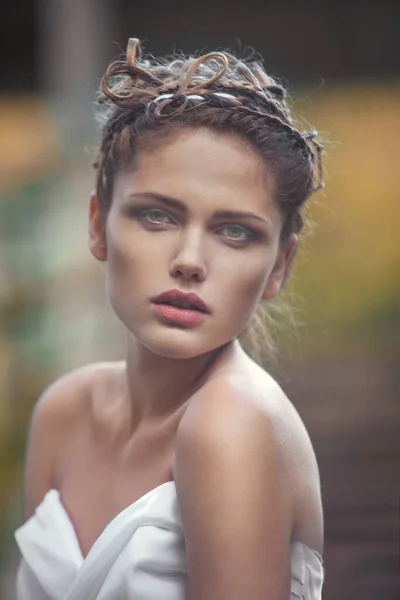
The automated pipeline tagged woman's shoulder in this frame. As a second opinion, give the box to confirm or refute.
[178,353,284,467]
[183,346,303,439]
[23,361,125,517]
[175,347,323,553]
[33,360,125,421]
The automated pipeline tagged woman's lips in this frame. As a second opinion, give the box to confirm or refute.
[151,303,208,326]
[151,289,210,313]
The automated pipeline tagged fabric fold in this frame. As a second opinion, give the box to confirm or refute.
[14,481,323,600]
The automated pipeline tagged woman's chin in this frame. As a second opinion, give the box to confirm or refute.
[133,326,226,360]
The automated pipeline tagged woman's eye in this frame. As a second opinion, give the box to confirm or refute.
[218,224,254,243]
[140,209,174,225]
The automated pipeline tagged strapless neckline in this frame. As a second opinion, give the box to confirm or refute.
[48,481,323,565]
[56,481,176,560]
[15,479,324,600]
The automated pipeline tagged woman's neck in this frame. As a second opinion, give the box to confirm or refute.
[122,336,232,433]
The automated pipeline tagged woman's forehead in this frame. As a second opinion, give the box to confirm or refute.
[114,129,278,220]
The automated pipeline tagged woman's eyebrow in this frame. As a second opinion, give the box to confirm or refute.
[213,210,270,225]
[127,192,186,211]
[127,192,270,225]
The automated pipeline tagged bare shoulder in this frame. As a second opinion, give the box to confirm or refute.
[175,366,292,478]
[175,354,323,552]
[173,360,324,598]
[23,361,123,519]
[30,361,123,431]
[177,357,316,472]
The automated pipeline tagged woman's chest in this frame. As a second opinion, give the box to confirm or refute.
[16,481,188,600]
[56,429,176,558]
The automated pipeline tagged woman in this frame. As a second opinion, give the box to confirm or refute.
[15,38,324,599]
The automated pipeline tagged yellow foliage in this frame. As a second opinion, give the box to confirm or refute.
[290,85,400,343]
[0,96,60,194]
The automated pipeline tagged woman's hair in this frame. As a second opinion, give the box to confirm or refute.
[93,38,324,363]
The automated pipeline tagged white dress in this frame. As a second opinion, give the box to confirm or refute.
[15,481,324,600]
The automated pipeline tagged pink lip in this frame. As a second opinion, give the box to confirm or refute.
[151,289,210,313]
[152,303,207,326]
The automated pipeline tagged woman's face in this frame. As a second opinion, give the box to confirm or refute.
[89,128,296,359]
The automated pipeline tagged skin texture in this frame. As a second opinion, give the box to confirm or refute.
[23,127,323,595]
[175,376,293,600]
[88,128,297,428]
[93,129,296,358]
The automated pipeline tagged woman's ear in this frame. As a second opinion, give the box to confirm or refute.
[88,192,107,262]
[262,234,298,301]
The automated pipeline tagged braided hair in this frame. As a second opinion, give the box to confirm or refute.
[93,38,324,362]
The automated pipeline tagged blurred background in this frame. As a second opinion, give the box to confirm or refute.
[0,0,399,598]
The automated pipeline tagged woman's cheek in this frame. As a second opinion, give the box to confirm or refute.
[105,239,141,304]
[230,256,270,303]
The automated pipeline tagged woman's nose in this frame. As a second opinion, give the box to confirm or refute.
[169,230,207,282]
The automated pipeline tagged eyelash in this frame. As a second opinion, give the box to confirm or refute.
[139,208,173,225]
[135,207,257,245]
